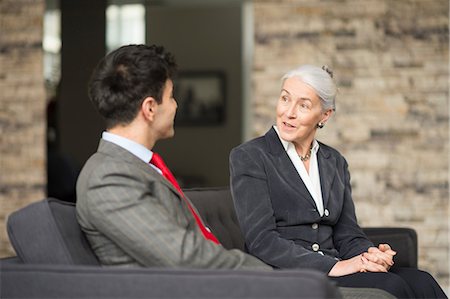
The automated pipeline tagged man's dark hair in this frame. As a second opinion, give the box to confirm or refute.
[88,44,177,128]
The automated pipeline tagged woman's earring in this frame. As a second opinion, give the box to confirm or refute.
[317,122,324,129]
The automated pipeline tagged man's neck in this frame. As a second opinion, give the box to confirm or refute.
[108,123,156,150]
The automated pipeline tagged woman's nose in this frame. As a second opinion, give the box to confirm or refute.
[286,104,297,118]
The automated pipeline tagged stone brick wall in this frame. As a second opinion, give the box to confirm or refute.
[252,0,449,292]
[0,0,46,257]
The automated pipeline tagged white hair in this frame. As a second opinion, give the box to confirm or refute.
[281,65,337,111]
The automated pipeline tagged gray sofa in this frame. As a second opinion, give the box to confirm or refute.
[1,187,417,298]
[185,188,418,269]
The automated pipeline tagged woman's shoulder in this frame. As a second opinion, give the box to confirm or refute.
[317,141,346,161]
[231,135,267,154]
[232,127,280,153]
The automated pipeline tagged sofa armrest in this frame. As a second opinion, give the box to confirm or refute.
[363,227,418,269]
[6,198,99,265]
[0,264,341,298]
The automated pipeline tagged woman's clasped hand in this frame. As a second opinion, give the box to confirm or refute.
[329,244,396,277]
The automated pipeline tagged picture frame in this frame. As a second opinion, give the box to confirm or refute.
[173,71,226,126]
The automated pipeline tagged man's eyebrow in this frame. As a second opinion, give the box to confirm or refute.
[281,88,291,94]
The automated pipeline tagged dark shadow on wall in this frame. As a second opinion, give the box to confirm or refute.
[51,0,244,196]
[47,98,80,203]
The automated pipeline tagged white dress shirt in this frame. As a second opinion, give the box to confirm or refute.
[102,131,161,174]
[273,126,324,216]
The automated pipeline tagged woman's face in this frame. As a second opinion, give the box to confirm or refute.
[276,77,332,144]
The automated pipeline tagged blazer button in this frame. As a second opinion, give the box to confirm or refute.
[324,209,330,217]
[312,243,320,252]
[312,223,318,229]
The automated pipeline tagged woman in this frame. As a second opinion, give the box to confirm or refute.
[229,65,447,298]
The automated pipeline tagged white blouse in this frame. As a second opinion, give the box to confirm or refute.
[273,126,324,216]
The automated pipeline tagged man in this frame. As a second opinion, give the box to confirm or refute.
[76,44,270,270]
[76,44,395,299]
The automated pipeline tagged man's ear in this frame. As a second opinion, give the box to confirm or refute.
[141,96,158,122]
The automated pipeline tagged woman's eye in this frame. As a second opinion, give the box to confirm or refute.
[299,102,311,110]
[281,95,289,102]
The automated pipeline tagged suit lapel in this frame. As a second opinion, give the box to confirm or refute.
[264,128,316,208]
[317,143,336,208]
[97,140,183,199]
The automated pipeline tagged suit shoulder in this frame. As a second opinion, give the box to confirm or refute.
[317,141,346,161]
[77,152,147,193]
[231,135,266,154]
[79,152,120,178]
[86,151,144,173]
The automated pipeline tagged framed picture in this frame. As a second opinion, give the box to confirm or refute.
[173,71,226,125]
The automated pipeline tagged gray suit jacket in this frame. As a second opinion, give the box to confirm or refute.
[230,128,373,273]
[76,139,270,270]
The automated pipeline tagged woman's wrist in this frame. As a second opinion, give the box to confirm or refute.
[328,255,363,277]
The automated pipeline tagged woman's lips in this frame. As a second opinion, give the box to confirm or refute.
[283,121,296,129]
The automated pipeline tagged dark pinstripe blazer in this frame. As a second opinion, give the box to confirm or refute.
[76,139,270,270]
[230,128,373,273]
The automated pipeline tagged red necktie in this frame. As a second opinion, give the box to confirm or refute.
[150,153,220,244]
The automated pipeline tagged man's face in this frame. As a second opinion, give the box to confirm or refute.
[154,79,177,140]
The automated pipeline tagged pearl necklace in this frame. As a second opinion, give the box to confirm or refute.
[299,144,313,162]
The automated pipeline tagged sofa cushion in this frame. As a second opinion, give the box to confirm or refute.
[7,198,99,265]
[0,263,341,298]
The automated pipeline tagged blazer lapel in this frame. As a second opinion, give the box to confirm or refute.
[97,140,183,199]
[264,128,316,208]
[317,143,337,208]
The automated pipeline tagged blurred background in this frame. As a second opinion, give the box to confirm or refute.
[0,0,448,293]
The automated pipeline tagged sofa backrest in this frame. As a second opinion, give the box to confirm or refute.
[185,187,245,251]
[6,187,417,269]
[7,198,99,265]
[186,187,418,269]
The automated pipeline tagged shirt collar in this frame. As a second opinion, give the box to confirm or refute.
[102,131,153,163]
[273,125,319,154]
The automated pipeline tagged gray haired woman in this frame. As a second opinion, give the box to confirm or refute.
[230,65,446,298]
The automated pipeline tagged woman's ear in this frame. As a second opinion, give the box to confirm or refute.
[320,109,333,125]
[141,97,158,122]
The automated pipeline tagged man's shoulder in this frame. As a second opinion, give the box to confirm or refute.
[78,151,119,180]
[83,150,156,191]
[76,150,146,203]
[79,141,150,179]
[75,149,156,228]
